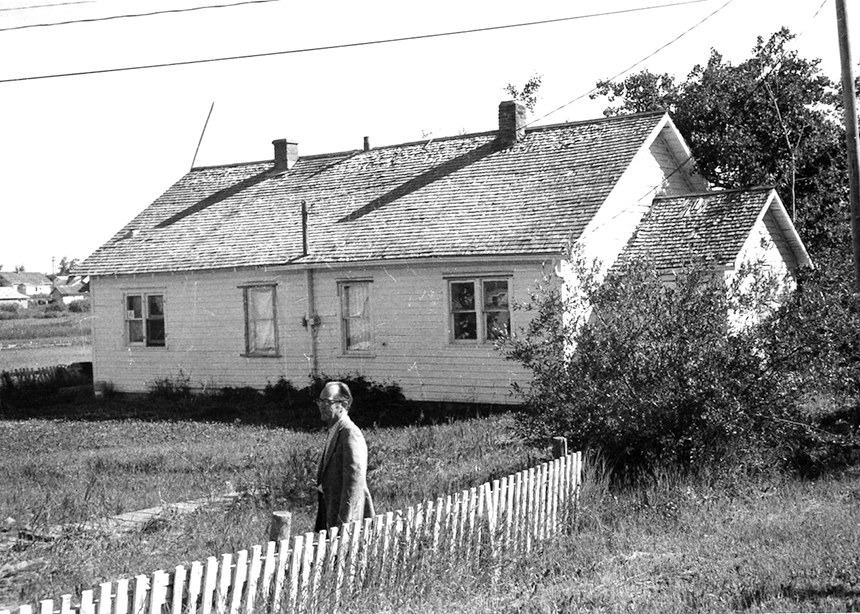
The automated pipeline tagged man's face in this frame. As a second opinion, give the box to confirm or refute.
[317,386,345,423]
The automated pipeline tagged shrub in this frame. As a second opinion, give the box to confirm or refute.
[0,303,21,319]
[68,299,91,313]
[503,248,856,479]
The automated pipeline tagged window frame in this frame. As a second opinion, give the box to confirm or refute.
[338,280,374,355]
[240,283,280,358]
[124,292,166,348]
[447,276,511,344]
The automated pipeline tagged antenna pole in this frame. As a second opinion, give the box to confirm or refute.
[191,101,215,169]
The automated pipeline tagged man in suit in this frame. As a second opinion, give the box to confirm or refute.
[314,381,375,532]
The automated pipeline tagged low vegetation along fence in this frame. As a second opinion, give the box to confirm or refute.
[0,366,67,389]
[4,445,582,614]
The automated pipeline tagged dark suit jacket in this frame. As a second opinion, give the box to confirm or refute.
[315,414,374,532]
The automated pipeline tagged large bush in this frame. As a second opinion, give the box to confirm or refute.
[504,250,856,478]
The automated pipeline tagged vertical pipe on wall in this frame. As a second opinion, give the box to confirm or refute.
[306,268,318,378]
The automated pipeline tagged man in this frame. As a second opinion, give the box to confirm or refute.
[314,381,375,532]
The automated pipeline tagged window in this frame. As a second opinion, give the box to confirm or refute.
[449,278,510,342]
[340,281,372,352]
[243,285,278,356]
[125,293,165,347]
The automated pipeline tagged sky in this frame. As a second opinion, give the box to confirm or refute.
[0,0,853,274]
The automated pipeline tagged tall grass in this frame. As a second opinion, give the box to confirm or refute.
[3,416,859,613]
[0,313,92,342]
[0,415,530,609]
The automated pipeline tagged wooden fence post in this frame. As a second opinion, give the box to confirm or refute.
[552,436,568,459]
[268,511,292,544]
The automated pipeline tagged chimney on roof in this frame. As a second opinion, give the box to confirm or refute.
[272,139,299,171]
[498,100,526,146]
[363,136,371,152]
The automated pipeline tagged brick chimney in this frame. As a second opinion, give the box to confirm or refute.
[272,139,299,171]
[498,100,526,146]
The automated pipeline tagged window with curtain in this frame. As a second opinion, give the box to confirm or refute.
[340,281,372,352]
[243,285,278,356]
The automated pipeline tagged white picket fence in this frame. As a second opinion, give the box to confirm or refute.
[4,449,582,614]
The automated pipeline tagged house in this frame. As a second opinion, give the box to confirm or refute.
[77,102,810,406]
[0,287,29,309]
[50,275,90,305]
[0,271,52,297]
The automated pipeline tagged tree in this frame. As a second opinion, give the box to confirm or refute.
[504,73,543,112]
[57,256,79,275]
[504,250,850,478]
[592,29,847,256]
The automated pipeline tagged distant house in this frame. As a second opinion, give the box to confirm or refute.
[77,101,810,406]
[51,280,89,305]
[0,287,29,309]
[0,271,52,297]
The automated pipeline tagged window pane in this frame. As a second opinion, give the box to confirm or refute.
[147,295,164,318]
[252,320,276,353]
[126,295,142,319]
[486,311,510,340]
[146,319,165,346]
[344,283,371,351]
[246,286,276,355]
[128,320,144,343]
[451,282,475,311]
[483,280,509,309]
[453,312,477,340]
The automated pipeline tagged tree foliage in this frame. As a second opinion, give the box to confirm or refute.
[592,28,847,256]
[504,73,543,112]
[504,252,855,478]
[58,256,80,275]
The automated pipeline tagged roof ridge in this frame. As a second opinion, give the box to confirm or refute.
[652,185,776,200]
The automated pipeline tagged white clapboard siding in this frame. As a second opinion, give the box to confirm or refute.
[12,451,581,614]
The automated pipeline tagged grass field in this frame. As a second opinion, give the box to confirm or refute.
[2,414,859,613]
[0,310,93,370]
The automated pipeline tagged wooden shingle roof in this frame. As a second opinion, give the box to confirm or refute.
[80,111,670,276]
[615,186,810,270]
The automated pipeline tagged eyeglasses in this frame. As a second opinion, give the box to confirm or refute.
[316,398,342,406]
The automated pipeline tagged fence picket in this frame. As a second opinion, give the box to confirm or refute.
[215,554,232,614]
[186,562,204,614]
[115,579,130,614]
[258,542,276,611]
[131,576,148,614]
[60,595,73,614]
[308,530,327,612]
[297,532,314,614]
[286,535,303,614]
[149,571,169,614]
[38,601,52,614]
[201,557,218,614]
[228,551,247,614]
[171,566,187,614]
[243,546,263,614]
[358,517,373,589]
[80,590,94,614]
[97,583,112,614]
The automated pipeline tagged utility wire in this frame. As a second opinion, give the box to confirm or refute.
[526,0,737,129]
[0,0,282,32]
[578,0,830,241]
[0,0,711,83]
[0,1,93,12]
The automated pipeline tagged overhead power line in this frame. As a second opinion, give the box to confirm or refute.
[0,0,712,83]
[526,0,737,128]
[0,1,93,12]
[0,0,282,32]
